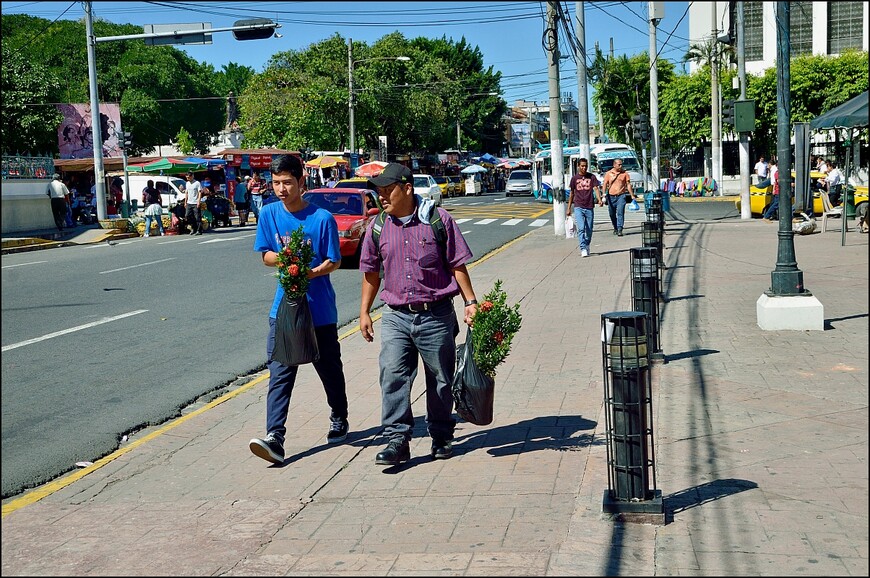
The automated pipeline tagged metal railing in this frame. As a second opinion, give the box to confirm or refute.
[1,155,55,180]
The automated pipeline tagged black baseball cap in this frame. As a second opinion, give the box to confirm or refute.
[370,163,412,187]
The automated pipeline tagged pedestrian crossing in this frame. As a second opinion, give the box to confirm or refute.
[453,217,550,227]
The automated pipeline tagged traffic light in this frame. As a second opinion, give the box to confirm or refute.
[118,131,132,149]
[722,99,735,127]
[631,114,643,141]
[232,18,280,41]
[638,114,650,143]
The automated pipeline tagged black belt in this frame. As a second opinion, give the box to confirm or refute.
[389,297,451,313]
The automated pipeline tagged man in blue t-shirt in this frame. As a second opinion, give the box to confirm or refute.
[249,155,350,464]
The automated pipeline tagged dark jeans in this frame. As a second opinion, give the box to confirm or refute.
[264,319,348,443]
[763,194,779,220]
[185,204,201,233]
[50,198,67,230]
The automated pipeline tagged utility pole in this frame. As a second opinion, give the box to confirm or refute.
[348,38,355,155]
[711,2,722,194]
[527,103,533,158]
[649,2,662,192]
[737,1,751,219]
[595,41,604,142]
[575,2,590,162]
[85,1,107,221]
[456,119,461,152]
[546,1,566,236]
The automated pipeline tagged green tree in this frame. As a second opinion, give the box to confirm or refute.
[1,42,64,154]
[174,127,195,155]
[589,48,674,148]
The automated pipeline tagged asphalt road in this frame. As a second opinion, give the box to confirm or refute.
[0,191,553,498]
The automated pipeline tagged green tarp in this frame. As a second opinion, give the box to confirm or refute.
[810,91,868,129]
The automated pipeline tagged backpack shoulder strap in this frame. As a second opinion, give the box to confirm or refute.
[371,210,387,258]
[429,208,447,248]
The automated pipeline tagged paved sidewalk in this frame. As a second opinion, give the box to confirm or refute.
[2,216,867,576]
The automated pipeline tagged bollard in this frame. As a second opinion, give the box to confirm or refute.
[630,247,664,363]
[642,221,665,298]
[600,312,664,522]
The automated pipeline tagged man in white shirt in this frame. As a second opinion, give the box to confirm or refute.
[183,172,204,235]
[753,156,769,184]
[46,173,70,231]
[824,161,843,205]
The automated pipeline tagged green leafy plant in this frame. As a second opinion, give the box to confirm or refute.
[275,225,315,300]
[471,280,522,377]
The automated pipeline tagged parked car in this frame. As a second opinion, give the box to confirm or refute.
[413,174,442,205]
[505,170,533,197]
[433,175,453,198]
[447,175,465,196]
[335,177,377,190]
[125,174,186,212]
[302,187,380,264]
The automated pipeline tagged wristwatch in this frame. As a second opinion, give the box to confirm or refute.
[464,299,478,307]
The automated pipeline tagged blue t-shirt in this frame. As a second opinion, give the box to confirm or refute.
[254,201,342,325]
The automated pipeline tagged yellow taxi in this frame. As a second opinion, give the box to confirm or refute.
[447,175,465,196]
[736,171,868,218]
[433,175,453,198]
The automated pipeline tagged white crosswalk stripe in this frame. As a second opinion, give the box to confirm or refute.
[455,218,472,224]
[529,219,549,227]
[501,219,523,226]
[474,218,497,225]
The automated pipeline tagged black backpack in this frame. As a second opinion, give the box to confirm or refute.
[370,208,447,261]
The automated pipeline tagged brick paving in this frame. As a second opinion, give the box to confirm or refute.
[2,215,867,576]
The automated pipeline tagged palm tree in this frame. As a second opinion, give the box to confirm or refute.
[683,39,734,76]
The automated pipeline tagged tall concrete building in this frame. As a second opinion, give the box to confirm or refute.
[688,1,868,75]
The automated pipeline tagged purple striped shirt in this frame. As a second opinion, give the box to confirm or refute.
[359,207,473,307]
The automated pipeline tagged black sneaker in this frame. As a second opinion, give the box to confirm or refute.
[617,228,624,236]
[327,416,348,444]
[612,229,618,235]
[430,438,453,460]
[249,433,284,464]
[375,439,410,466]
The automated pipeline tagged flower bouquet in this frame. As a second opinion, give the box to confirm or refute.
[270,226,320,367]
[452,280,523,425]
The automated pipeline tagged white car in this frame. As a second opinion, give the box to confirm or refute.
[413,174,442,206]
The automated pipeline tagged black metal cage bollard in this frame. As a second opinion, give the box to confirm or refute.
[630,247,663,360]
[600,312,663,520]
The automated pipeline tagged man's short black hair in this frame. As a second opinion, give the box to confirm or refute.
[270,154,303,179]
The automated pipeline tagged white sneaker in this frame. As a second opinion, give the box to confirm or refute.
[581,249,588,257]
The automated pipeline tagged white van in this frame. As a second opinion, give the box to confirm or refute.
[124,175,187,213]
[587,144,645,195]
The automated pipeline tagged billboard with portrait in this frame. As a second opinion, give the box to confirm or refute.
[56,103,123,159]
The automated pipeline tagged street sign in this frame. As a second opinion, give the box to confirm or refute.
[144,23,212,46]
[734,99,756,133]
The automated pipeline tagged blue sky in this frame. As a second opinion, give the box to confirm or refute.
[2,1,691,108]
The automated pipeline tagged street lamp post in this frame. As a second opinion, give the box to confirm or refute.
[347,38,409,156]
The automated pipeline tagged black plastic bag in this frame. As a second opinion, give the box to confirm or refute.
[271,296,319,367]
[452,327,496,425]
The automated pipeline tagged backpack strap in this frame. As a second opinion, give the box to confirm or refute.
[370,208,448,263]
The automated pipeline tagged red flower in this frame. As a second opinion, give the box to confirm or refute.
[480,301,494,312]
[493,331,504,344]
[290,285,298,293]
[288,264,299,276]
[290,256,299,263]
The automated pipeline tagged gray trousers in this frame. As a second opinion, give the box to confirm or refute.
[379,300,459,444]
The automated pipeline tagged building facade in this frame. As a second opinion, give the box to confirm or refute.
[689,1,868,75]
[508,97,580,158]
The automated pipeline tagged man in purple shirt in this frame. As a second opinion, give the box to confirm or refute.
[566,157,602,257]
[359,163,479,467]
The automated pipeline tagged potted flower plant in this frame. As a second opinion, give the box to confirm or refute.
[271,225,319,367]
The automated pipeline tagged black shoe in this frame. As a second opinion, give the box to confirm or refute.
[375,439,410,466]
[612,229,618,235]
[327,416,348,444]
[249,433,284,464]
[617,228,624,236]
[430,438,453,460]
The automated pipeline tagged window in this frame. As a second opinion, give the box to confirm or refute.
[789,1,814,56]
[744,2,764,62]
[829,2,864,53]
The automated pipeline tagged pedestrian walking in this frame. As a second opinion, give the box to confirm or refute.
[566,157,603,257]
[46,173,70,231]
[183,172,203,235]
[141,179,164,237]
[249,172,265,222]
[762,159,780,222]
[358,163,479,467]
[233,176,250,226]
[754,155,769,185]
[602,158,636,236]
[249,154,349,465]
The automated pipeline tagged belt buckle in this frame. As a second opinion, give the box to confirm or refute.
[408,302,428,313]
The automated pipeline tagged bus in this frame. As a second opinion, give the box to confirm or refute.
[531,144,645,202]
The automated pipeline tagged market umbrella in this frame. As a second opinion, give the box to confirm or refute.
[479,152,500,165]
[810,91,868,129]
[304,155,348,169]
[461,164,488,174]
[353,161,388,177]
[128,157,205,175]
[182,156,227,168]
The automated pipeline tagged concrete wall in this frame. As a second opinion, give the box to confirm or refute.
[1,180,56,234]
